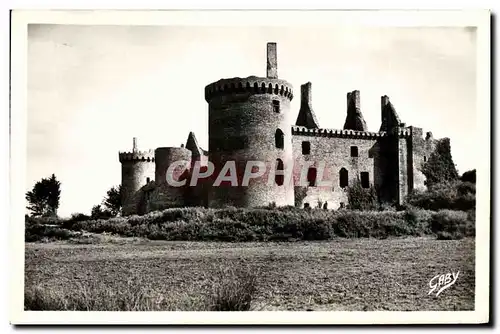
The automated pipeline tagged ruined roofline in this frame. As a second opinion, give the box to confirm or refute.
[204,76,294,102]
[119,150,155,162]
[291,125,412,139]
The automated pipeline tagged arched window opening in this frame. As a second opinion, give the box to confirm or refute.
[275,159,284,186]
[307,167,317,187]
[350,146,358,157]
[275,129,284,149]
[146,177,150,184]
[340,168,349,188]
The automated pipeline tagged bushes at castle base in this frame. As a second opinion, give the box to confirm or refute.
[460,169,476,183]
[403,207,433,235]
[332,211,421,238]
[25,216,80,242]
[346,180,378,211]
[55,206,473,242]
[430,210,474,240]
[406,181,475,211]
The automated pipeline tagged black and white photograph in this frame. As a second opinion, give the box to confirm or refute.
[8,9,491,325]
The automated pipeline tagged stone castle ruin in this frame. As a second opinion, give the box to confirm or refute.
[119,42,441,216]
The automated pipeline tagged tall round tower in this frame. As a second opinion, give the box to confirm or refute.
[118,137,155,215]
[204,43,295,207]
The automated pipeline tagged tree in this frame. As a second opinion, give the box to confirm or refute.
[25,174,61,217]
[102,185,122,216]
[91,204,113,220]
[422,138,459,187]
[461,169,476,183]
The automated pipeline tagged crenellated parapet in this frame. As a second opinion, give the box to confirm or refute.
[204,76,294,102]
[291,125,412,139]
[119,150,155,162]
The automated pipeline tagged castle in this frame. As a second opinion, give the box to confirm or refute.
[118,42,441,216]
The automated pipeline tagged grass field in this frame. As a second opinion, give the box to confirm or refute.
[24,237,475,311]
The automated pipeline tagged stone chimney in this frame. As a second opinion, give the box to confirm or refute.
[379,95,401,132]
[381,95,390,122]
[132,137,138,153]
[348,90,361,113]
[267,42,278,79]
[343,90,367,131]
[301,82,313,111]
[295,82,319,129]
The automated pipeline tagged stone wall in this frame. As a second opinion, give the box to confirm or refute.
[145,182,187,212]
[291,132,380,210]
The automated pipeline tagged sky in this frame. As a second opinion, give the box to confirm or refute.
[27,24,477,217]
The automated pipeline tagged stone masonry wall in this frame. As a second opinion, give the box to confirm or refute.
[291,133,380,209]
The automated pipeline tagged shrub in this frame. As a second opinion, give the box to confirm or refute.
[199,219,257,242]
[91,205,114,220]
[346,180,378,211]
[208,266,258,311]
[61,213,91,229]
[70,213,91,222]
[430,210,473,239]
[332,210,415,238]
[404,207,433,235]
[461,169,476,183]
[25,221,78,242]
[25,215,62,226]
[406,181,475,211]
[56,206,475,242]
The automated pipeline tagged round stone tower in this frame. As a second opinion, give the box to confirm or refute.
[118,137,155,215]
[147,146,193,210]
[154,147,192,184]
[204,42,295,208]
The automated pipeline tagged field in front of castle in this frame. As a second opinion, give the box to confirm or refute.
[25,237,475,311]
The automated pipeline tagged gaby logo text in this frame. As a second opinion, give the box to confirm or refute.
[428,271,460,297]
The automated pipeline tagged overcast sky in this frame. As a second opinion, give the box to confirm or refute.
[27,24,477,217]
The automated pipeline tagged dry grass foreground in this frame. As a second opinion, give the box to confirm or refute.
[25,237,475,311]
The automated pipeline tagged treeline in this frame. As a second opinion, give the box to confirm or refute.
[26,174,122,220]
